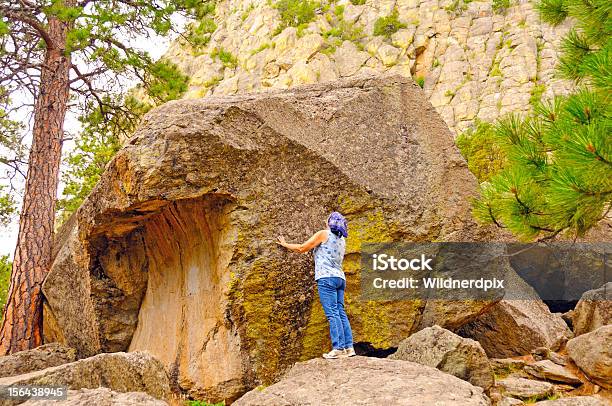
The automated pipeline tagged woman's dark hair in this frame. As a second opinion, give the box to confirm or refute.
[330,229,343,237]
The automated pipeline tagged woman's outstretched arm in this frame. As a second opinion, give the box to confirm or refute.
[277,230,327,253]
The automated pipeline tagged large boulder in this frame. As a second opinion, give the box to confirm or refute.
[566,325,612,389]
[234,356,491,405]
[524,360,581,385]
[42,76,509,401]
[21,388,168,406]
[495,377,554,400]
[0,352,169,405]
[457,270,572,357]
[0,343,76,378]
[569,282,612,336]
[389,325,494,389]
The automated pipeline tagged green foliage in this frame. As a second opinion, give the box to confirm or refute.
[0,102,25,225]
[251,43,271,55]
[203,76,223,87]
[0,186,17,226]
[241,3,255,21]
[490,58,502,76]
[211,47,238,68]
[415,76,425,88]
[57,96,144,222]
[456,121,507,182]
[492,0,512,13]
[146,60,190,104]
[185,401,225,406]
[350,0,367,5]
[185,18,217,49]
[529,83,546,106]
[468,0,612,239]
[0,255,11,319]
[274,0,318,31]
[373,10,406,38]
[536,0,568,24]
[472,89,610,239]
[322,5,365,46]
[445,0,468,14]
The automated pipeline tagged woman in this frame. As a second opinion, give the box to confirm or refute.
[277,212,355,359]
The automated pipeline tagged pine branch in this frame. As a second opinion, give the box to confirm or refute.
[1,9,54,49]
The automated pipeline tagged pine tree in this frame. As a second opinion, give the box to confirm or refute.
[0,0,200,354]
[470,0,611,240]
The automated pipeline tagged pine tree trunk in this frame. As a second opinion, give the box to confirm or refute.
[0,13,72,354]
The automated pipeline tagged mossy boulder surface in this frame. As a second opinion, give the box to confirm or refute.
[42,75,504,401]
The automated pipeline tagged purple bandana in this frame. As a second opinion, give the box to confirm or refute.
[328,211,348,238]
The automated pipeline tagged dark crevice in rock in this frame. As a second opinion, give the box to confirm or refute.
[353,342,397,358]
[544,300,579,313]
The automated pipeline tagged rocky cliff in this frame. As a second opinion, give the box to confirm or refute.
[165,0,572,135]
[42,76,514,402]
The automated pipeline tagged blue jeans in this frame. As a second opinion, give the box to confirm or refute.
[317,277,353,350]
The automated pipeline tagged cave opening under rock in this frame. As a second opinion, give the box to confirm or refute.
[88,195,247,400]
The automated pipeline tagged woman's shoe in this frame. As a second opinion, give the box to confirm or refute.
[343,347,356,357]
[323,349,344,359]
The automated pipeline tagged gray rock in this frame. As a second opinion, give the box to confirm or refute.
[21,387,168,405]
[457,270,572,358]
[389,325,494,389]
[524,360,581,385]
[234,356,491,405]
[496,377,554,400]
[571,283,612,336]
[0,352,169,406]
[531,347,568,366]
[566,325,612,389]
[0,343,76,379]
[498,397,524,406]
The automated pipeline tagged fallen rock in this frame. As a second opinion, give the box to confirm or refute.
[389,325,494,389]
[43,75,508,401]
[498,397,524,406]
[566,325,612,389]
[534,396,608,405]
[531,347,568,366]
[571,283,612,336]
[0,351,169,405]
[496,377,554,400]
[457,270,572,358]
[21,388,168,406]
[0,343,76,378]
[524,360,581,385]
[234,356,491,405]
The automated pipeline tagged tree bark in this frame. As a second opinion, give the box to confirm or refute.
[0,12,72,354]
